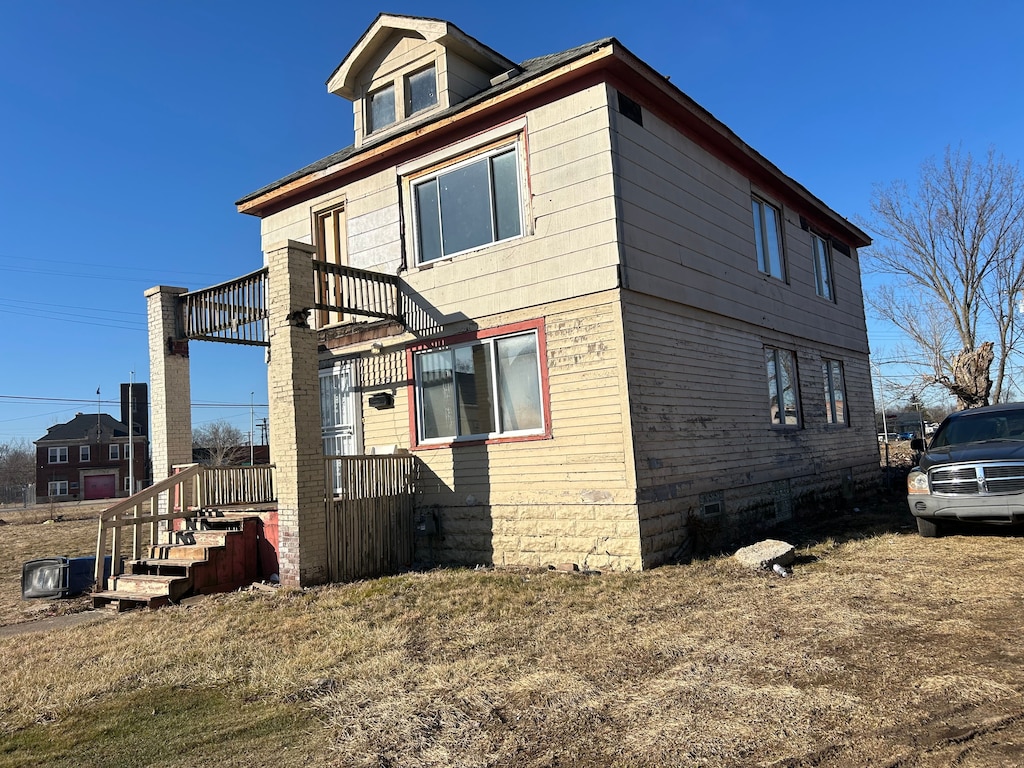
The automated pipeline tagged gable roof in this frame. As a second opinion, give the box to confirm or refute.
[236,37,611,209]
[236,26,869,248]
[326,13,516,99]
[36,413,129,444]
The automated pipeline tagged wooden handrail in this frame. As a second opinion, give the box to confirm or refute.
[93,463,277,590]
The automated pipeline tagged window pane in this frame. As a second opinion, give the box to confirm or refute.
[814,236,833,300]
[766,350,780,423]
[455,343,494,436]
[419,349,456,439]
[491,150,521,241]
[779,350,798,425]
[763,204,783,278]
[752,200,767,273]
[406,65,437,114]
[830,360,846,424]
[415,180,442,263]
[822,361,834,423]
[439,160,492,256]
[496,334,542,432]
[369,84,395,133]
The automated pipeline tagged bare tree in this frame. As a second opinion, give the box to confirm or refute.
[192,421,247,467]
[864,146,1024,409]
[0,439,34,504]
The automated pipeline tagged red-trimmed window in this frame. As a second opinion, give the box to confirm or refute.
[410,321,548,446]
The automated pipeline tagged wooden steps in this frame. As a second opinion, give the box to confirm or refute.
[93,512,260,611]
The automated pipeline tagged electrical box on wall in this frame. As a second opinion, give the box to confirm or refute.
[368,392,394,409]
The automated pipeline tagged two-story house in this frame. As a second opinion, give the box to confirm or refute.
[147,15,877,586]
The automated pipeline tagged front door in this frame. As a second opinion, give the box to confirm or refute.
[320,360,361,494]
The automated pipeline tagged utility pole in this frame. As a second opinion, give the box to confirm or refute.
[250,391,255,466]
[128,371,135,495]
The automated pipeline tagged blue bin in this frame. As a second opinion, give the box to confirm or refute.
[21,556,114,599]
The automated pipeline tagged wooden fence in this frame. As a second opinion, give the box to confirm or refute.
[324,455,417,582]
[197,465,276,508]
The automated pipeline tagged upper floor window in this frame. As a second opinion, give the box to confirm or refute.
[766,347,800,427]
[822,359,847,425]
[406,64,437,116]
[80,446,90,462]
[413,145,522,264]
[48,446,68,464]
[109,444,120,460]
[368,83,396,133]
[751,197,785,280]
[811,233,834,301]
[414,326,545,444]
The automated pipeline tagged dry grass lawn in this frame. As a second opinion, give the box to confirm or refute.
[4,495,1024,767]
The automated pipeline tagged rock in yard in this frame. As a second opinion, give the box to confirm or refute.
[734,539,796,570]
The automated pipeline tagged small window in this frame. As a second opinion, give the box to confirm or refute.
[414,328,544,444]
[811,233,834,301]
[124,476,132,492]
[752,197,786,279]
[413,146,522,264]
[109,444,120,460]
[368,83,396,133]
[80,446,90,462]
[766,347,800,427]
[48,446,68,464]
[406,65,437,116]
[48,480,68,496]
[823,359,847,425]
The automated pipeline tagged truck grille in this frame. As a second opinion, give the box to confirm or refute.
[930,463,1024,495]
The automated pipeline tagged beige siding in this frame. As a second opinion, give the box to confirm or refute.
[348,291,641,571]
[443,52,493,104]
[611,92,869,353]
[620,291,878,565]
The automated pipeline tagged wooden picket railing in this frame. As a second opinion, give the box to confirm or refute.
[181,268,269,346]
[93,464,277,590]
[312,260,402,328]
[324,455,417,582]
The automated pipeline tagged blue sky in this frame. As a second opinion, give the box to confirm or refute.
[1,0,1023,443]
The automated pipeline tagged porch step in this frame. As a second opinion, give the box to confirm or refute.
[92,590,170,611]
[110,573,190,601]
[93,511,262,612]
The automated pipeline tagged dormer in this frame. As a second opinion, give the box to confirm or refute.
[327,14,518,147]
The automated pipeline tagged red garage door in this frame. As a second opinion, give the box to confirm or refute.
[84,474,116,500]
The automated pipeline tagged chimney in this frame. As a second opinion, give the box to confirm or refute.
[120,383,149,438]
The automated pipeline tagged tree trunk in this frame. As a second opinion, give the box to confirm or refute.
[941,342,995,410]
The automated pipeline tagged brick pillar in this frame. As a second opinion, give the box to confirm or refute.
[146,286,193,501]
[265,240,327,587]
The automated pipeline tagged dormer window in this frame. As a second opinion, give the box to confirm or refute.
[406,64,437,116]
[368,84,396,133]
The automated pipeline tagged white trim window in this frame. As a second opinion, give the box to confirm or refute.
[822,359,847,425]
[48,480,68,496]
[811,233,834,301]
[766,347,800,427]
[413,145,522,264]
[109,444,120,460]
[80,445,91,462]
[415,330,544,443]
[48,446,68,464]
[751,196,786,279]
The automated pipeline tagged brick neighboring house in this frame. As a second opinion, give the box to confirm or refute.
[147,15,879,586]
[35,413,148,502]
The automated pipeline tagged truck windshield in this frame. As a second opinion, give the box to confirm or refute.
[931,413,1024,448]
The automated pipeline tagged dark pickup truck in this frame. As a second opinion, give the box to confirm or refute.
[908,403,1024,537]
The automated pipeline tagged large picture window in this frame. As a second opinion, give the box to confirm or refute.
[822,359,847,425]
[413,146,522,264]
[766,347,800,427]
[752,196,786,279]
[415,328,544,443]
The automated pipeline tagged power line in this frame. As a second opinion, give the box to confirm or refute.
[0,394,268,408]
